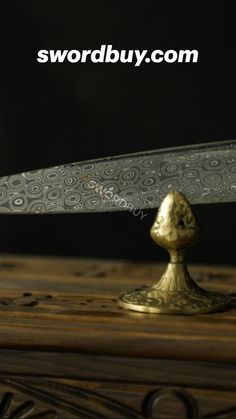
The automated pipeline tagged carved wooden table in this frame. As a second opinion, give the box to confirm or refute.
[0,255,235,418]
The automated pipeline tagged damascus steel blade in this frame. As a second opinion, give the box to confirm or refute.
[0,139,236,214]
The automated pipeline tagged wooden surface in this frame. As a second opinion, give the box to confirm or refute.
[0,254,235,418]
[0,254,235,362]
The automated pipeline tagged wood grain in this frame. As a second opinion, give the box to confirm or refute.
[0,254,235,417]
[0,254,235,363]
[0,350,236,418]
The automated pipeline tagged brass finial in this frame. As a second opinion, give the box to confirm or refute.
[118,191,231,314]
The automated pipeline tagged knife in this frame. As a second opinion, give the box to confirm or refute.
[0,139,235,214]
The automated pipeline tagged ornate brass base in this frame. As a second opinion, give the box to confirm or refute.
[119,264,231,314]
[118,191,231,315]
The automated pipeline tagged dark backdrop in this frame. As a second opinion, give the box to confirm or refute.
[1,2,236,264]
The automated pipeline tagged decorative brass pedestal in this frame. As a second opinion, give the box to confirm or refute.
[118,191,231,314]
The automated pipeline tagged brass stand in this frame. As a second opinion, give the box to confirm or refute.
[118,191,231,314]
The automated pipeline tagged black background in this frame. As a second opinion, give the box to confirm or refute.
[1,2,236,264]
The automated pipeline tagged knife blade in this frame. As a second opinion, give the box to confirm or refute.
[0,139,235,214]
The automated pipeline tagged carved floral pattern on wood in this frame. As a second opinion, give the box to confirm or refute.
[0,378,236,418]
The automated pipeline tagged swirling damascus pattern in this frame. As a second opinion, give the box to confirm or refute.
[0,140,236,213]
